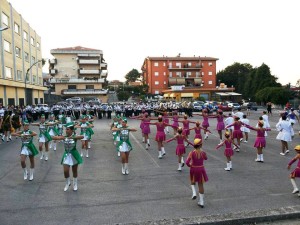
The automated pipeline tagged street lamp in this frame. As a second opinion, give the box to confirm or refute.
[25,59,43,105]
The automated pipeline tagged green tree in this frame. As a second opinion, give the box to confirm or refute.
[117,91,130,101]
[125,69,141,84]
[255,87,292,105]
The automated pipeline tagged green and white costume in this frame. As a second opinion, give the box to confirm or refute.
[47,120,59,136]
[38,122,52,143]
[20,130,39,156]
[58,115,66,135]
[117,127,133,152]
[80,122,94,141]
[61,136,83,166]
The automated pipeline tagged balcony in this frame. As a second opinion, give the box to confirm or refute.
[100,63,107,70]
[168,77,202,86]
[78,69,100,75]
[78,59,100,65]
[100,70,108,78]
[50,78,105,84]
[49,69,58,75]
[61,89,108,95]
[168,64,202,70]
[49,58,57,65]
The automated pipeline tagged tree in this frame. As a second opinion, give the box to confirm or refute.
[255,87,292,105]
[125,69,141,84]
[117,91,130,101]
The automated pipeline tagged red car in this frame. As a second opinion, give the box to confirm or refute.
[218,103,232,111]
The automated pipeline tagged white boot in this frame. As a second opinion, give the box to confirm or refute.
[224,163,231,171]
[161,147,166,156]
[29,168,34,181]
[236,146,240,152]
[80,150,83,157]
[147,139,150,147]
[229,161,232,169]
[40,151,44,160]
[158,151,162,159]
[73,178,78,191]
[198,193,204,208]
[117,151,120,157]
[125,163,129,174]
[260,154,264,162]
[53,142,57,151]
[121,164,125,175]
[142,137,145,143]
[88,141,91,149]
[1,135,5,142]
[181,157,185,167]
[177,163,182,171]
[23,168,28,180]
[145,144,148,150]
[44,152,48,161]
[191,185,197,199]
[255,154,260,162]
[204,133,208,140]
[86,150,89,158]
[49,141,53,149]
[291,179,299,194]
[64,177,71,191]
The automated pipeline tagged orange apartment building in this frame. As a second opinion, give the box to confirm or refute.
[141,56,235,101]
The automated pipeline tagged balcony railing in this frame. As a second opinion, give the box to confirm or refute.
[78,59,100,65]
[100,63,107,70]
[100,70,108,78]
[49,58,57,65]
[61,89,108,95]
[78,69,101,75]
[168,77,202,86]
[50,78,105,84]
[49,69,57,75]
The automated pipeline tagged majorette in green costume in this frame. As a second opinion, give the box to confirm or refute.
[47,117,59,136]
[116,121,133,152]
[38,122,52,142]
[79,116,94,140]
[20,129,39,156]
[61,122,83,165]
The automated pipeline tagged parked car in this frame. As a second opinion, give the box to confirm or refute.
[66,97,82,102]
[247,102,258,111]
[218,103,232,111]
[193,102,204,112]
[228,103,241,110]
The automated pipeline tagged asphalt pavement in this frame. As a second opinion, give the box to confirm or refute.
[0,109,300,225]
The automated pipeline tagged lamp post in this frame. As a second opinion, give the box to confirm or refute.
[25,59,43,105]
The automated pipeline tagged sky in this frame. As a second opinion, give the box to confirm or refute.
[7,0,300,85]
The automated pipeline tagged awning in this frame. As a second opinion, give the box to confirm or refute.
[169,93,175,97]
[177,78,185,85]
[228,92,242,96]
[215,92,230,96]
[181,93,193,97]
[163,93,169,97]
[194,78,202,84]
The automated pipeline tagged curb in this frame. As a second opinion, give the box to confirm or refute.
[121,206,300,225]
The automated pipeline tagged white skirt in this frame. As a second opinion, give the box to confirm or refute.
[276,131,292,142]
[119,142,131,152]
[81,133,89,141]
[241,127,250,133]
[39,135,46,143]
[63,153,78,166]
[49,130,55,136]
[20,146,33,156]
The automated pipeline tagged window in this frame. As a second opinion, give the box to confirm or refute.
[15,47,21,58]
[154,72,159,76]
[23,31,28,41]
[196,72,200,77]
[17,70,22,80]
[176,72,181,77]
[164,72,166,76]
[2,13,9,26]
[154,81,159,85]
[168,62,172,68]
[176,62,181,68]
[37,42,40,49]
[154,62,159,67]
[164,81,166,84]
[186,72,191,78]
[86,85,94,89]
[163,62,166,66]
[30,37,35,46]
[208,71,213,76]
[5,67,12,79]
[202,72,204,76]
[31,56,35,64]
[26,73,30,82]
[33,75,36,83]
[155,90,159,94]
[14,23,20,34]
[169,72,173,77]
[208,80,213,85]
[24,52,29,62]
[208,62,213,66]
[68,85,76,90]
[188,62,192,66]
[4,40,10,52]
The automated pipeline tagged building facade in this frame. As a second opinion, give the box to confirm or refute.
[0,0,46,106]
[49,46,108,102]
[141,56,234,101]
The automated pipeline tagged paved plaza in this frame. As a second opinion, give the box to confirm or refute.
[0,110,300,225]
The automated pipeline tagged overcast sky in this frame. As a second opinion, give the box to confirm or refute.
[7,0,300,85]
